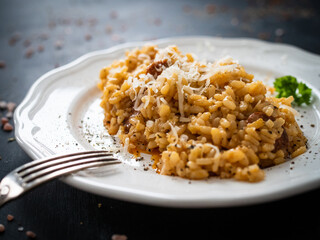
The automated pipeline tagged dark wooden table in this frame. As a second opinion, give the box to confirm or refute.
[1,0,320,239]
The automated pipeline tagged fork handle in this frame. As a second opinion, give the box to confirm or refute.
[0,185,11,207]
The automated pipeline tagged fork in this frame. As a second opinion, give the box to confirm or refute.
[0,150,120,207]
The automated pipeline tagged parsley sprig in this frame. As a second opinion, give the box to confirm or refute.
[273,75,312,106]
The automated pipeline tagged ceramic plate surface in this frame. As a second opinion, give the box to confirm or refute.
[14,36,320,207]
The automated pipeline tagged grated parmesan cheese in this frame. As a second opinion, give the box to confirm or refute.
[127,46,242,122]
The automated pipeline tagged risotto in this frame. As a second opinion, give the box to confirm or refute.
[98,45,307,182]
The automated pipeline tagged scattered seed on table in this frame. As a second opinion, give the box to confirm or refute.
[111,34,120,42]
[88,18,97,26]
[111,234,128,240]
[25,48,34,58]
[7,214,14,221]
[7,102,16,112]
[206,4,215,14]
[37,45,44,52]
[3,122,13,132]
[76,18,83,26]
[54,40,63,50]
[1,117,9,125]
[110,10,118,19]
[26,230,36,238]
[48,21,56,29]
[39,33,48,40]
[0,224,5,232]
[154,18,162,26]
[0,61,6,69]
[275,28,285,37]
[8,137,16,142]
[23,39,31,47]
[0,101,7,109]
[85,34,92,41]
[105,25,113,34]
[6,112,13,118]
[8,32,21,46]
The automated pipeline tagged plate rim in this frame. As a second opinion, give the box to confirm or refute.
[14,36,320,207]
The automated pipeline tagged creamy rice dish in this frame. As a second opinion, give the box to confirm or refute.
[98,45,307,182]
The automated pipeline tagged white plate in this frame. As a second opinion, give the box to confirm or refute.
[14,36,320,207]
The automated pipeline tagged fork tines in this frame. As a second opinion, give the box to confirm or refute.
[16,151,119,184]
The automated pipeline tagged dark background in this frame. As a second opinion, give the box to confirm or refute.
[1,0,320,239]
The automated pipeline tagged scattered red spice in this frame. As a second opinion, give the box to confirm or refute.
[258,32,270,40]
[37,45,44,52]
[230,17,239,26]
[105,25,113,34]
[39,33,48,40]
[206,4,216,14]
[8,32,21,46]
[25,48,34,58]
[88,18,98,26]
[182,5,192,13]
[111,34,121,42]
[154,18,162,26]
[48,21,56,29]
[110,10,118,19]
[120,24,127,32]
[23,39,31,47]
[61,18,71,25]
[85,34,92,41]
[76,18,84,26]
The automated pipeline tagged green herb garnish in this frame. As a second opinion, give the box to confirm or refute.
[273,75,312,106]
